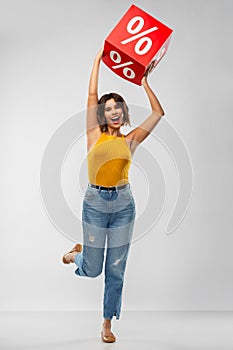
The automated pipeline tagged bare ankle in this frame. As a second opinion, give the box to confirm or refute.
[103,319,111,328]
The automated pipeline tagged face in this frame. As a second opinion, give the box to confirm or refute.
[104,98,124,129]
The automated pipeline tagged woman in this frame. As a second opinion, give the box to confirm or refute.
[62,47,164,343]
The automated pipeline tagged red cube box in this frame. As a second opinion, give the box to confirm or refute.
[102,4,173,85]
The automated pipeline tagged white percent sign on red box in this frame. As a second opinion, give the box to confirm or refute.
[102,4,173,85]
[121,15,158,55]
[110,50,135,79]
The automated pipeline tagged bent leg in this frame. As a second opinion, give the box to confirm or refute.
[75,199,108,277]
[74,245,104,277]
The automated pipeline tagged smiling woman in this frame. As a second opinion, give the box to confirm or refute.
[62,47,165,343]
[97,93,130,132]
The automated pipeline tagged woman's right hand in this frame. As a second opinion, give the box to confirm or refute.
[95,46,104,61]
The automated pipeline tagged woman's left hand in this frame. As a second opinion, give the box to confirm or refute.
[141,76,148,87]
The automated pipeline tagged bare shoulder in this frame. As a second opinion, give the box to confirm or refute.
[124,129,138,154]
[124,127,149,154]
[86,126,102,152]
[125,129,136,141]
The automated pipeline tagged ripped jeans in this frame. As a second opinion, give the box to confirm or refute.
[74,183,136,320]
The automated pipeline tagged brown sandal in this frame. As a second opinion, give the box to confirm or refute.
[62,244,82,264]
[101,330,116,343]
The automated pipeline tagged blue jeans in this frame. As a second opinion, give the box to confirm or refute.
[74,183,136,320]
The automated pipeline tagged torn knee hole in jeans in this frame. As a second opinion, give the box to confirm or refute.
[113,258,121,266]
[88,234,95,243]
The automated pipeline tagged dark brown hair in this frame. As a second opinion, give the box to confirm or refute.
[97,93,130,132]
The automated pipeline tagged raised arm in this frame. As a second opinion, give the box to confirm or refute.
[141,76,165,116]
[126,76,165,152]
[86,48,103,135]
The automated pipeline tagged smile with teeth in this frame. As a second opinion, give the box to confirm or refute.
[111,116,120,123]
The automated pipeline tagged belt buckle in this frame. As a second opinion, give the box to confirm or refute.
[99,186,109,191]
[106,186,116,192]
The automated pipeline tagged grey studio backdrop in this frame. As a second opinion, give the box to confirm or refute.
[1,0,233,312]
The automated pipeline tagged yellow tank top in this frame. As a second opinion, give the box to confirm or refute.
[87,132,131,186]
